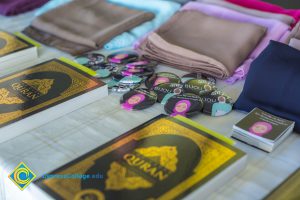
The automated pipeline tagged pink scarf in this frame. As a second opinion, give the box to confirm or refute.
[226,0,300,27]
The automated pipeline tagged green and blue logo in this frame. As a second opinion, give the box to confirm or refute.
[8,162,36,191]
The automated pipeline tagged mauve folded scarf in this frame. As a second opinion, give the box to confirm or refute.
[199,0,294,25]
[140,32,228,78]
[28,0,154,54]
[182,2,289,83]
[138,10,266,79]
[226,0,300,26]
[0,0,49,16]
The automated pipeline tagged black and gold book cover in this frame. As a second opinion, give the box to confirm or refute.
[0,59,105,128]
[0,31,33,57]
[35,115,245,200]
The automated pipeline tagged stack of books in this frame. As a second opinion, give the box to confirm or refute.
[232,108,295,152]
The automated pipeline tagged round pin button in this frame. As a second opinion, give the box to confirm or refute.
[182,73,217,85]
[108,51,139,64]
[119,75,143,85]
[111,83,140,93]
[95,69,111,78]
[75,53,106,70]
[145,72,181,89]
[153,83,184,103]
[120,88,157,111]
[121,68,154,78]
[201,90,233,117]
[164,93,203,117]
[126,60,158,69]
[183,79,216,96]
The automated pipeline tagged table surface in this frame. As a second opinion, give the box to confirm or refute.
[0,10,300,200]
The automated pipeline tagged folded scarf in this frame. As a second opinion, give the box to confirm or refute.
[35,0,180,50]
[138,10,266,79]
[226,0,300,26]
[23,26,92,55]
[0,0,49,16]
[140,33,227,78]
[235,41,300,133]
[104,0,180,50]
[198,0,295,25]
[182,2,289,84]
[27,0,154,55]
[35,0,71,16]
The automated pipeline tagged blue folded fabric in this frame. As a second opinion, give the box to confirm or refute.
[104,32,136,50]
[235,41,300,133]
[35,0,71,16]
[105,0,180,50]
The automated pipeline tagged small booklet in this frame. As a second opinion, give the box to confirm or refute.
[30,115,246,200]
[232,108,295,152]
[0,31,38,71]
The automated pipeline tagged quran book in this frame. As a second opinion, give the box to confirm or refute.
[0,31,38,73]
[0,58,107,143]
[31,115,246,200]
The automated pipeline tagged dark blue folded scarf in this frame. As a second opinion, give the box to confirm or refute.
[235,40,300,133]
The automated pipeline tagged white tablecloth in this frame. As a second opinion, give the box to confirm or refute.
[0,11,300,200]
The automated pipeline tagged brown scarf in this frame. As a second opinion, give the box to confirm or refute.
[24,0,154,55]
[138,10,266,79]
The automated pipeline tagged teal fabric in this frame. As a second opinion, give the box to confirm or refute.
[105,0,180,50]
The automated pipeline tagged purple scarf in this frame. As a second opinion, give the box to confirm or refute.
[0,0,49,16]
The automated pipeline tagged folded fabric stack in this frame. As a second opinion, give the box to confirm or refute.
[137,1,295,82]
[12,0,300,85]
[0,0,49,16]
[138,8,266,79]
[33,0,180,51]
[23,0,155,55]
[184,2,290,83]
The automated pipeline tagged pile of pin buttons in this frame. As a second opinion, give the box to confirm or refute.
[121,72,234,118]
[75,51,158,93]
